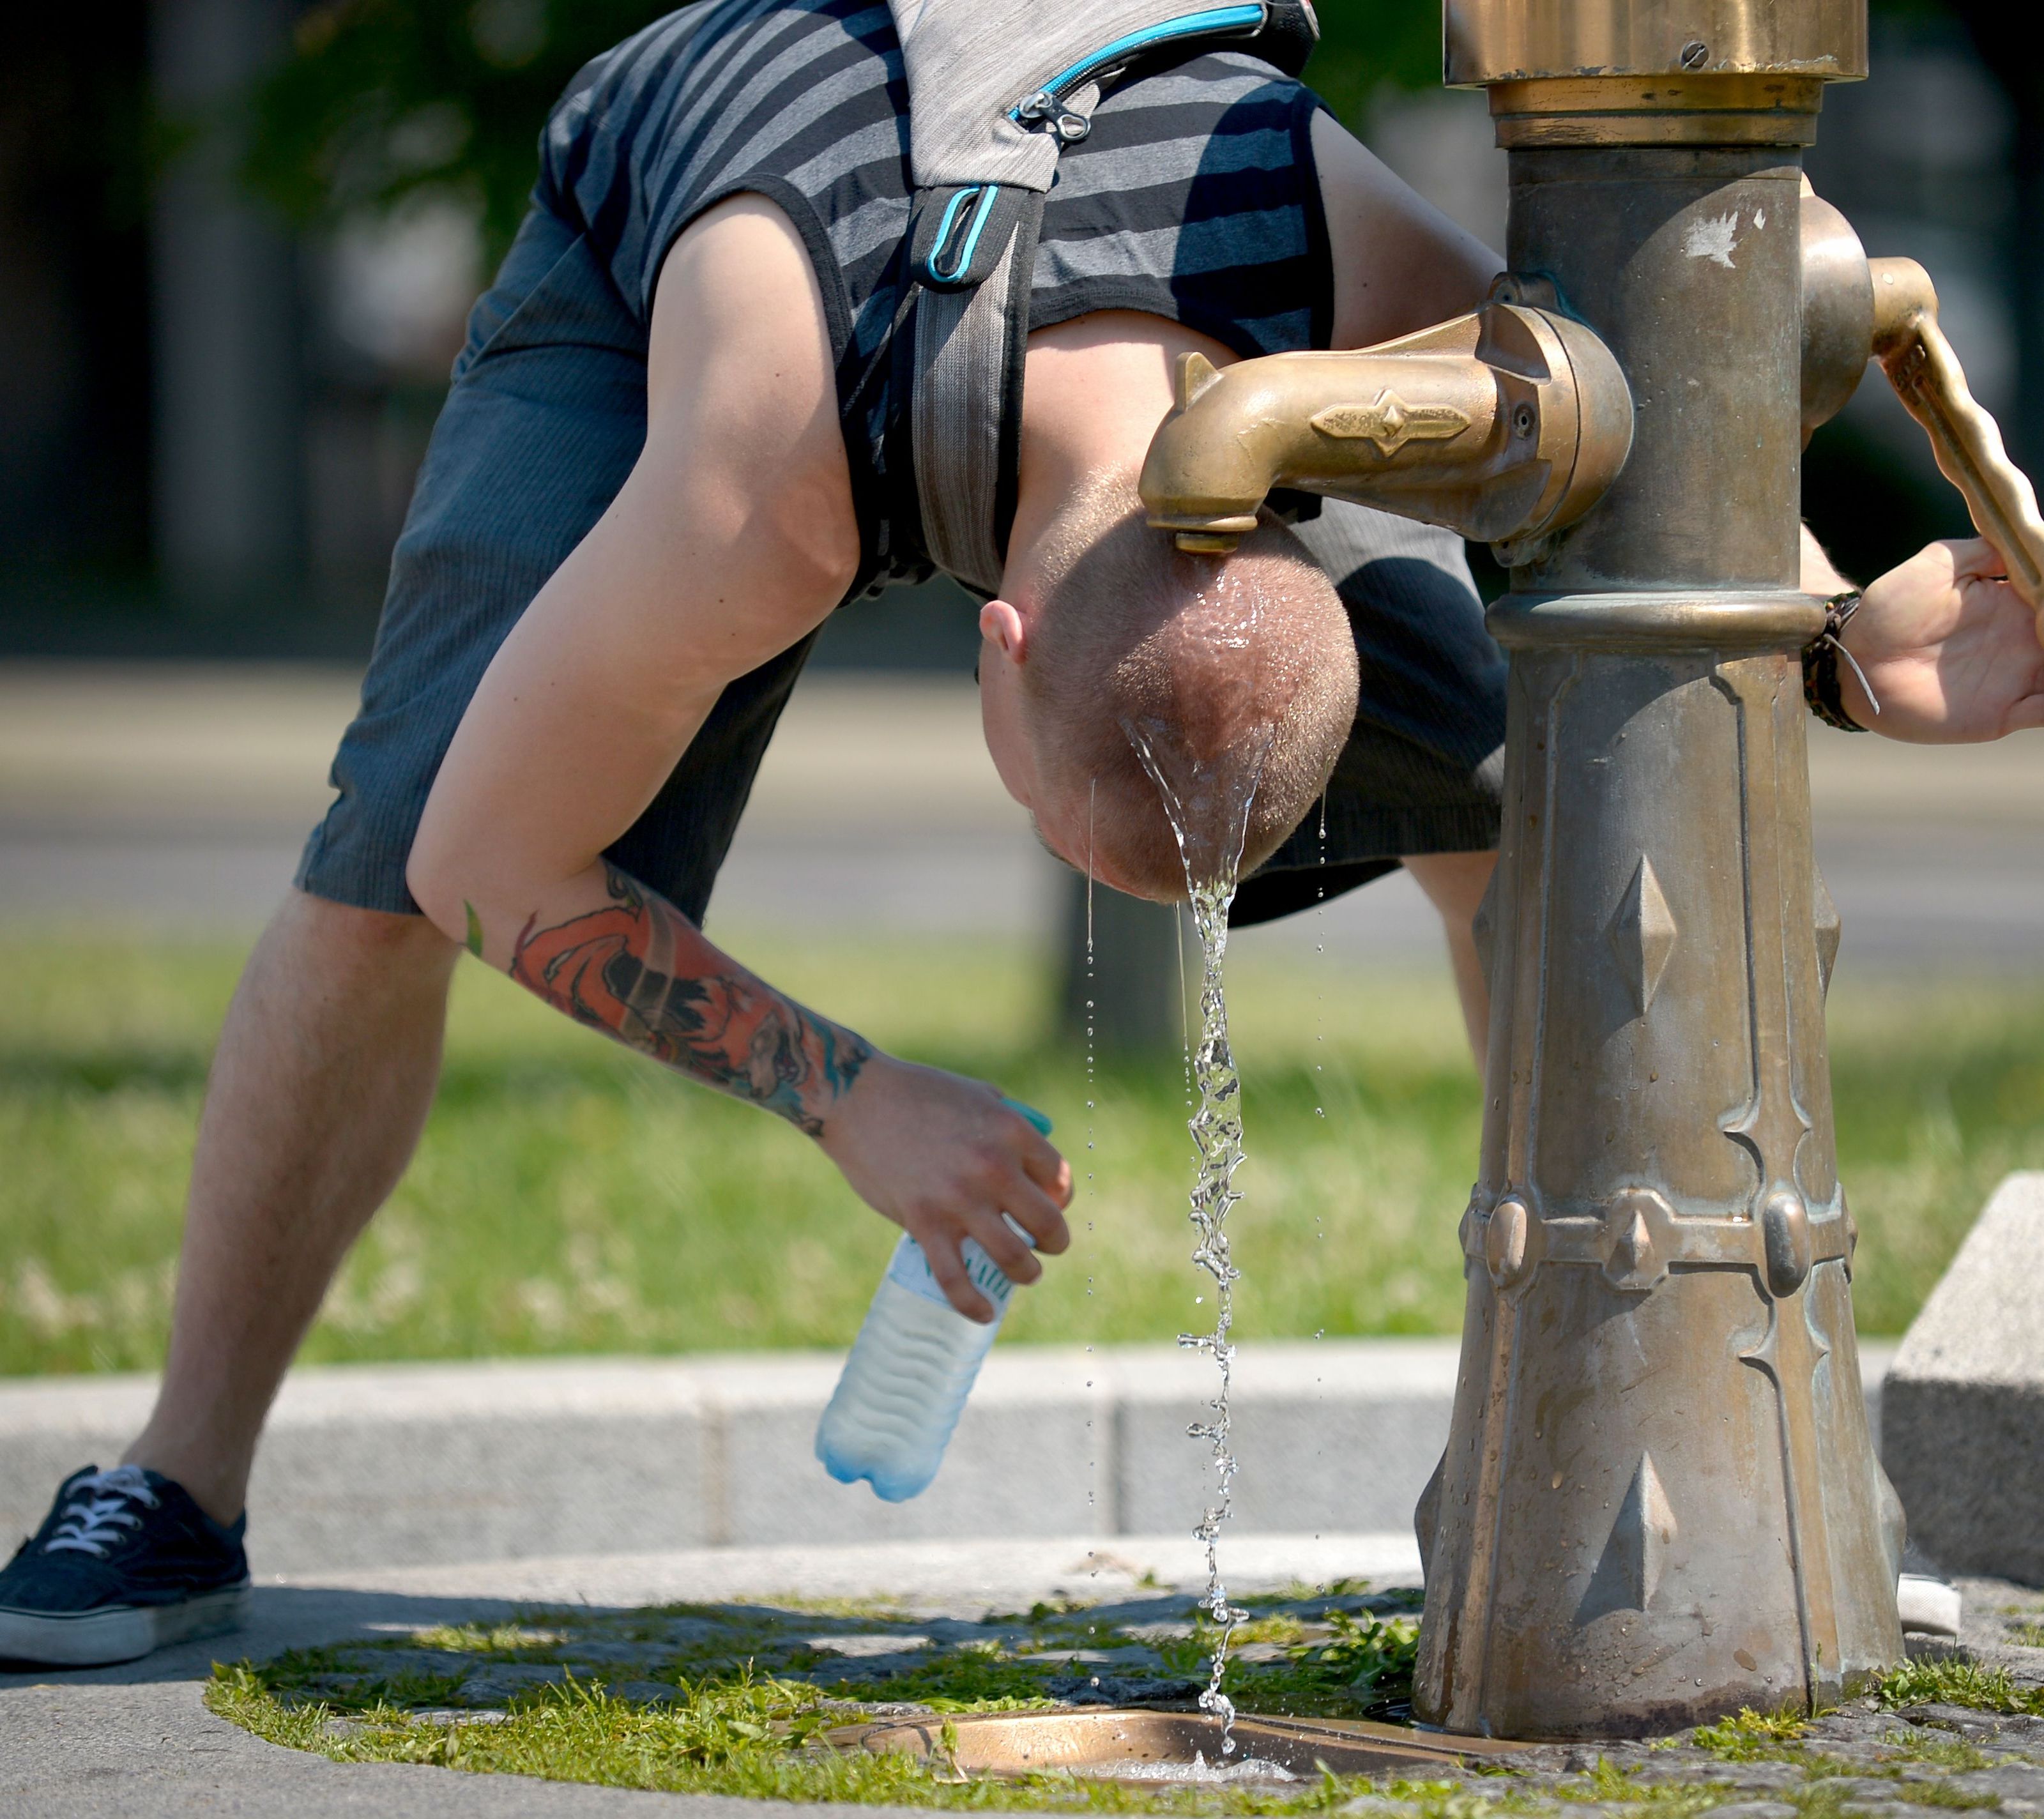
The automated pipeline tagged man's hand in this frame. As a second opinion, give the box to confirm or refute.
[818,1060,1073,1322]
[1838,537,2044,742]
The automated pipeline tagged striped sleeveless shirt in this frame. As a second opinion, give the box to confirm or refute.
[537,0,1333,590]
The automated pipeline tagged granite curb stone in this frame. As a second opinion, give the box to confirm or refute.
[1884,1172,2044,1584]
[0,1338,1895,1575]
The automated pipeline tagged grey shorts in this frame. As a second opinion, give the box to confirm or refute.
[296,202,1506,929]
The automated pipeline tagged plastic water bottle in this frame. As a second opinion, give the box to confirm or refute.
[814,1099,1053,1502]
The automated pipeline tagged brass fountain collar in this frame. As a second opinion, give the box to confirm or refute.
[1446,0,1866,147]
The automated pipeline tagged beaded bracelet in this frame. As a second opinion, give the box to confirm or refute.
[1802,590,1879,732]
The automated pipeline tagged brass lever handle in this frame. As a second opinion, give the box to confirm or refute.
[1868,256,2044,610]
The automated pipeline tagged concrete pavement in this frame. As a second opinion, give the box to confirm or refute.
[0,1534,1425,1818]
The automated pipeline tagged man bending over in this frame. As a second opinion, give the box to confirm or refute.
[4,0,2038,1668]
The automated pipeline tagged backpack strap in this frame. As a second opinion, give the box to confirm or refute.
[887,1,1320,593]
[910,186,1041,593]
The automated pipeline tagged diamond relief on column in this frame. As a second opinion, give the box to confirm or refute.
[1608,856,1677,1017]
[1814,867,1842,997]
[1577,1451,1679,1621]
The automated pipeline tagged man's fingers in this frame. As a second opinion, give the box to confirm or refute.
[966,1205,1042,1284]
[1946,535,2010,582]
[998,1172,1072,1256]
[923,1231,997,1323]
[2001,691,2044,734]
[1015,1126,1074,1203]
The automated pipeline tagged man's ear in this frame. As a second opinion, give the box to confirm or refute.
[979,598,1026,664]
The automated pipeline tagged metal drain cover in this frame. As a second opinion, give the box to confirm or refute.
[827,1707,1529,1780]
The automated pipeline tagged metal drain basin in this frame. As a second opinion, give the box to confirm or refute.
[827,1708,1528,1781]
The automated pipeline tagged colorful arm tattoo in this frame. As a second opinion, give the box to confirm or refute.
[508,864,872,1137]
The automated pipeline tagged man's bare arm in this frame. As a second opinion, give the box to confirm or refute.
[408,195,1071,1311]
[410,195,860,916]
[507,862,871,1136]
[1311,109,1504,351]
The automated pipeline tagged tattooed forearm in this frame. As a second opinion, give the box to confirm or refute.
[508,864,872,1136]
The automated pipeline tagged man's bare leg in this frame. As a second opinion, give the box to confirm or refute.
[1404,849,1497,1077]
[122,889,458,1523]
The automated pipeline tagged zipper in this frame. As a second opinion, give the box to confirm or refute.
[1008,3,1268,130]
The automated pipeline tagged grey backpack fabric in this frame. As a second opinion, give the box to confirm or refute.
[888,0,1319,591]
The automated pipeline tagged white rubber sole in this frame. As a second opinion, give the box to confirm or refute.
[1898,1572,1964,1641]
[0,1582,249,1668]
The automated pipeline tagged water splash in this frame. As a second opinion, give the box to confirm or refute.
[1123,712,1274,1756]
[1096,1752,1298,1785]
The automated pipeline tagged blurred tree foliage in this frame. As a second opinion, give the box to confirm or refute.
[1306,0,1441,126]
[244,0,663,259]
[241,0,1440,264]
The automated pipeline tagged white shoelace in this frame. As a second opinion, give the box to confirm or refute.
[44,1465,160,1557]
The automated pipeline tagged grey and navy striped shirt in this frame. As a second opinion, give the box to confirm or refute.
[537,0,1332,586]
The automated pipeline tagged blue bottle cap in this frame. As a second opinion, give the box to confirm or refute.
[999,1096,1053,1136]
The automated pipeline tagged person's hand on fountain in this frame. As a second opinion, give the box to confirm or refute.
[817,1060,1073,1321]
[1807,531,2044,741]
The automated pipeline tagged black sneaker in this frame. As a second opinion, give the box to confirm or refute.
[0,1464,249,1666]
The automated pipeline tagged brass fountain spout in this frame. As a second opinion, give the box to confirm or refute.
[1139,285,1633,560]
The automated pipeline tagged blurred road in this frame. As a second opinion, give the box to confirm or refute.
[0,662,2039,971]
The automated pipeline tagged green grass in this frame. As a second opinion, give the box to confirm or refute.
[4,931,2042,1374]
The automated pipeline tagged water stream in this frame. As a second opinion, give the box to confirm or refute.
[1124,712,1274,1756]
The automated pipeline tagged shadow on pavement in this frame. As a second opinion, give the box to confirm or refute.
[0,1584,542,1689]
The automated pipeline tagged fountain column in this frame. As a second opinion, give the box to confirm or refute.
[1140,0,2044,1739]
[1412,0,1903,1738]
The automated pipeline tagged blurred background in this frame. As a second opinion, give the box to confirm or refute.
[3,0,2041,1378]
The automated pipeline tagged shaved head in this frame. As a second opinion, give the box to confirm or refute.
[1015,483,1359,901]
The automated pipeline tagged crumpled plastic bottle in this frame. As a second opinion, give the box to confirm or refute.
[813,1100,1053,1502]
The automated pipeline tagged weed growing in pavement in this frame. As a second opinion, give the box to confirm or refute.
[1886,1779,2004,1809]
[1689,1706,1813,1761]
[210,1663,1445,1815]
[1869,1733,1998,1772]
[1877,1659,2044,1717]
[204,1592,1447,1815]
[406,1623,571,1659]
[204,1594,2044,1814]
[825,1643,1062,1711]
[1147,1609,1420,1719]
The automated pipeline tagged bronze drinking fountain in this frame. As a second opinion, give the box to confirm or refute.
[1141,0,2044,1740]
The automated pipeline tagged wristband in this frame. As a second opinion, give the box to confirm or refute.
[1802,590,1878,732]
